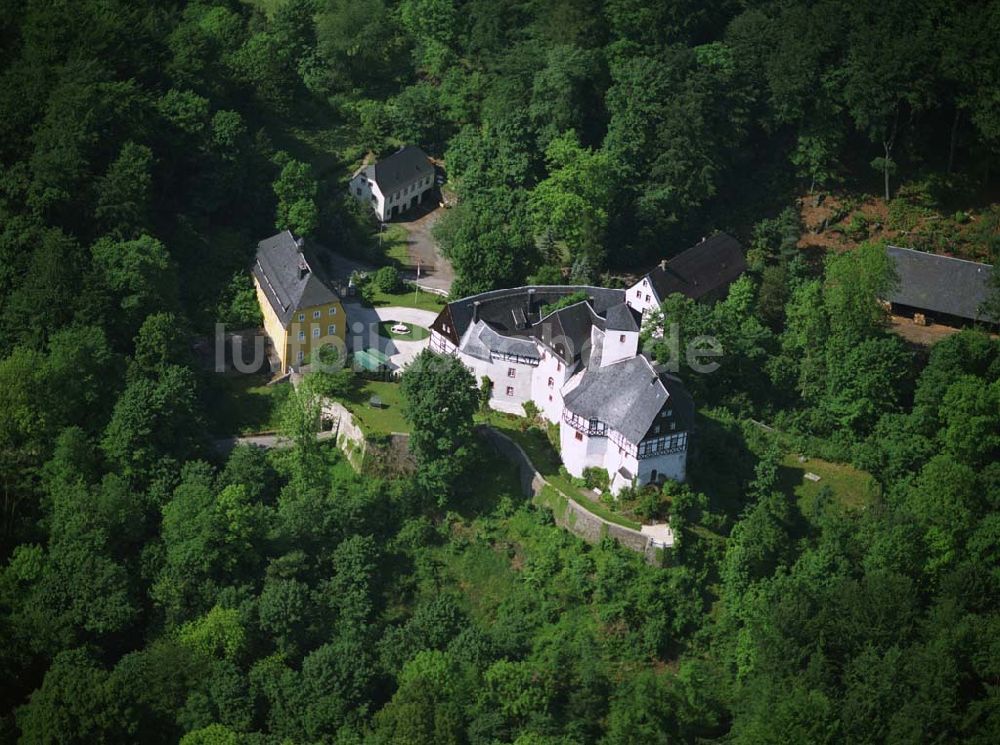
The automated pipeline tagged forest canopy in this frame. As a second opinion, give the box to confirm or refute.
[0,0,999,742]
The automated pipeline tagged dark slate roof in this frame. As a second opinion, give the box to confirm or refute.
[563,355,692,444]
[886,246,996,321]
[461,321,540,362]
[252,231,340,326]
[645,233,747,302]
[605,302,641,332]
[435,285,626,342]
[534,301,604,365]
[362,145,433,195]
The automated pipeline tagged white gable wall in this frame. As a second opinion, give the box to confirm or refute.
[349,174,388,221]
[602,328,639,366]
[626,277,660,317]
[532,349,573,424]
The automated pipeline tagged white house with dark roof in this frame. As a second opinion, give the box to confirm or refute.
[430,286,693,493]
[627,232,747,318]
[349,145,435,221]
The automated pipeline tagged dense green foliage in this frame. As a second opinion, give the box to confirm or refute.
[1,0,999,742]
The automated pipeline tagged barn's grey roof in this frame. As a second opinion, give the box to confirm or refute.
[645,233,747,302]
[605,302,641,332]
[563,356,692,444]
[252,231,340,326]
[886,246,996,322]
[362,145,433,195]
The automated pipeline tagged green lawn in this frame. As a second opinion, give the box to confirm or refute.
[379,225,411,267]
[205,372,290,436]
[481,412,642,530]
[378,321,430,341]
[366,283,447,312]
[779,454,878,514]
[337,379,410,435]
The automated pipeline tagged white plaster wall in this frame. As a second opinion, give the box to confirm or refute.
[560,422,609,477]
[349,174,387,221]
[602,329,639,367]
[635,449,687,485]
[488,356,534,411]
[382,177,433,218]
[532,350,572,424]
[626,277,660,317]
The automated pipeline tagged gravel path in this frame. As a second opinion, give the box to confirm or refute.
[391,201,453,294]
[343,303,438,371]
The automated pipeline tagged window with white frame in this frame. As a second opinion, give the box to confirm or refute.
[312,328,320,338]
[297,350,304,361]
[313,310,321,319]
[298,331,305,341]
[329,307,337,315]
[505,386,514,396]
[328,324,336,336]
[507,367,515,378]
[298,313,305,322]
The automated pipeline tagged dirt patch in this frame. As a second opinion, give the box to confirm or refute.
[797,189,998,261]
[888,314,966,347]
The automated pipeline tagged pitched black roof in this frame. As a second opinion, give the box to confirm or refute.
[433,285,626,344]
[605,302,641,332]
[534,301,605,365]
[252,231,340,327]
[362,145,433,195]
[886,246,996,322]
[645,233,747,302]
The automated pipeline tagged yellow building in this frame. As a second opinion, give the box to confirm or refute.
[252,230,347,373]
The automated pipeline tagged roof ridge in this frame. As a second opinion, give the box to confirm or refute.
[888,245,993,269]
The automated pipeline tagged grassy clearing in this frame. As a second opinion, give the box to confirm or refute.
[366,284,448,312]
[379,224,411,267]
[481,412,642,530]
[336,379,410,435]
[205,372,290,436]
[778,454,878,514]
[378,321,430,341]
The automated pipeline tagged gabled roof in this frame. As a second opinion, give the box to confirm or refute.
[644,233,747,302]
[361,145,433,195]
[886,245,996,322]
[562,355,693,444]
[534,301,605,365]
[461,320,540,363]
[604,302,641,332]
[432,285,626,344]
[252,231,340,327]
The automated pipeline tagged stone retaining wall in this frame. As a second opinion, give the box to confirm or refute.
[478,426,666,565]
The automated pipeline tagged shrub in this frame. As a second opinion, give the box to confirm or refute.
[521,400,540,429]
[372,265,402,293]
[582,467,610,492]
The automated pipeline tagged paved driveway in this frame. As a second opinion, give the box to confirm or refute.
[390,200,453,294]
[344,303,438,371]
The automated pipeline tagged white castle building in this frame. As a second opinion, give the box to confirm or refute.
[430,286,694,494]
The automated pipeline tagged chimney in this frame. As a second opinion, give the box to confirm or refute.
[295,236,305,250]
[659,259,668,271]
[473,300,481,323]
[527,288,536,315]
[298,255,310,281]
